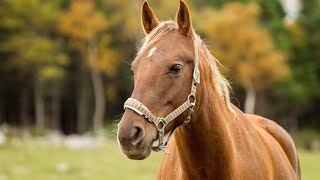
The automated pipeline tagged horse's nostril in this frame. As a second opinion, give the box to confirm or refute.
[118,124,145,147]
[132,125,144,146]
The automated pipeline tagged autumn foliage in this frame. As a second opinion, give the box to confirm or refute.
[198,3,289,90]
[0,0,319,132]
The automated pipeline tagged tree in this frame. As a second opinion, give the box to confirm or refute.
[198,2,289,113]
[0,0,68,129]
[58,0,119,132]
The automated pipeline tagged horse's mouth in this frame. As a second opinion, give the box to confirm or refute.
[121,139,154,160]
[125,142,153,160]
[126,151,150,160]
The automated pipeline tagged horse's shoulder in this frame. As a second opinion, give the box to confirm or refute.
[245,114,294,150]
[245,114,292,144]
[245,114,299,175]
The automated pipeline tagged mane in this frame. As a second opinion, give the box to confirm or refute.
[138,20,233,111]
[193,34,232,107]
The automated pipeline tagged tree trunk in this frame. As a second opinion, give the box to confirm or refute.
[77,70,90,133]
[244,79,256,114]
[35,81,45,128]
[0,101,3,124]
[20,89,29,128]
[88,38,105,131]
[50,87,61,131]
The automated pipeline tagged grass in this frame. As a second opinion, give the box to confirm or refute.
[0,139,319,180]
[299,150,320,180]
[0,139,162,180]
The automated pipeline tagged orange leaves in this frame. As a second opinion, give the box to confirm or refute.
[223,2,260,21]
[198,2,289,90]
[58,0,107,42]
[96,36,120,77]
[58,0,120,77]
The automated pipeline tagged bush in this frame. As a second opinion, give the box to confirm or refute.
[291,129,320,151]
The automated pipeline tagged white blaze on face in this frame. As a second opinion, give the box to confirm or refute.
[147,47,157,58]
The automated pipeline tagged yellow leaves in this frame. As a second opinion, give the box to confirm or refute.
[1,16,22,30]
[105,0,182,40]
[98,49,120,77]
[83,35,120,77]
[0,0,70,87]
[58,0,107,42]
[106,0,140,39]
[285,22,305,46]
[38,66,65,83]
[223,2,260,21]
[198,2,289,90]
[58,0,120,77]
[1,0,61,31]
[55,54,69,66]
[3,34,67,70]
[105,86,117,103]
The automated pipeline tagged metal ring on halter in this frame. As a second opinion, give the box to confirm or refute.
[188,94,196,107]
[156,118,165,132]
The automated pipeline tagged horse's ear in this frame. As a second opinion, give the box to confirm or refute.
[141,1,159,34]
[176,0,192,36]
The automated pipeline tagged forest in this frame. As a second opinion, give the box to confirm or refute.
[0,0,319,135]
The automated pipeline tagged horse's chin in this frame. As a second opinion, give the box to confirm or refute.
[120,139,154,160]
[125,143,153,160]
[126,148,152,160]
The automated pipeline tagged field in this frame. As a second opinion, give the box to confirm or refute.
[0,138,319,180]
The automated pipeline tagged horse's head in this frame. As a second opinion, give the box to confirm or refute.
[118,0,198,160]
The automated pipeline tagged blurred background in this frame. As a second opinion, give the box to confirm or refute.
[0,0,319,179]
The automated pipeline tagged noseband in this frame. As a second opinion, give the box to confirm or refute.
[123,41,200,153]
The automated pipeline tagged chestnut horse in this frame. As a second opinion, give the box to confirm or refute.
[117,1,300,179]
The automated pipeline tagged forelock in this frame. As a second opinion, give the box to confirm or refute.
[137,20,177,56]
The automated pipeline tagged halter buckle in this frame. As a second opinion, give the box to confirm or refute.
[193,67,200,84]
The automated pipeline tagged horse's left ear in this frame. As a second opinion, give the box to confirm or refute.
[176,0,192,36]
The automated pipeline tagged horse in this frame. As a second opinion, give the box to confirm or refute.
[117,1,300,179]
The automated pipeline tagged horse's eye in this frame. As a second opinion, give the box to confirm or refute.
[169,64,182,74]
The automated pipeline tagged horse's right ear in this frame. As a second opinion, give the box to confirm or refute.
[176,0,192,36]
[141,1,159,34]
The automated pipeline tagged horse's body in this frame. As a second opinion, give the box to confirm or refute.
[117,1,300,179]
[157,82,299,179]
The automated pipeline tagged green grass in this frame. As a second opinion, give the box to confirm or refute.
[299,150,320,180]
[0,139,319,180]
[0,139,162,180]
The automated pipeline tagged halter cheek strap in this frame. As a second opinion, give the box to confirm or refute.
[123,41,200,154]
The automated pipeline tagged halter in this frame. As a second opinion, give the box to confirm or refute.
[123,41,200,154]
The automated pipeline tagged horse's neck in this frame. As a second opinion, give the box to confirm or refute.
[174,76,238,179]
